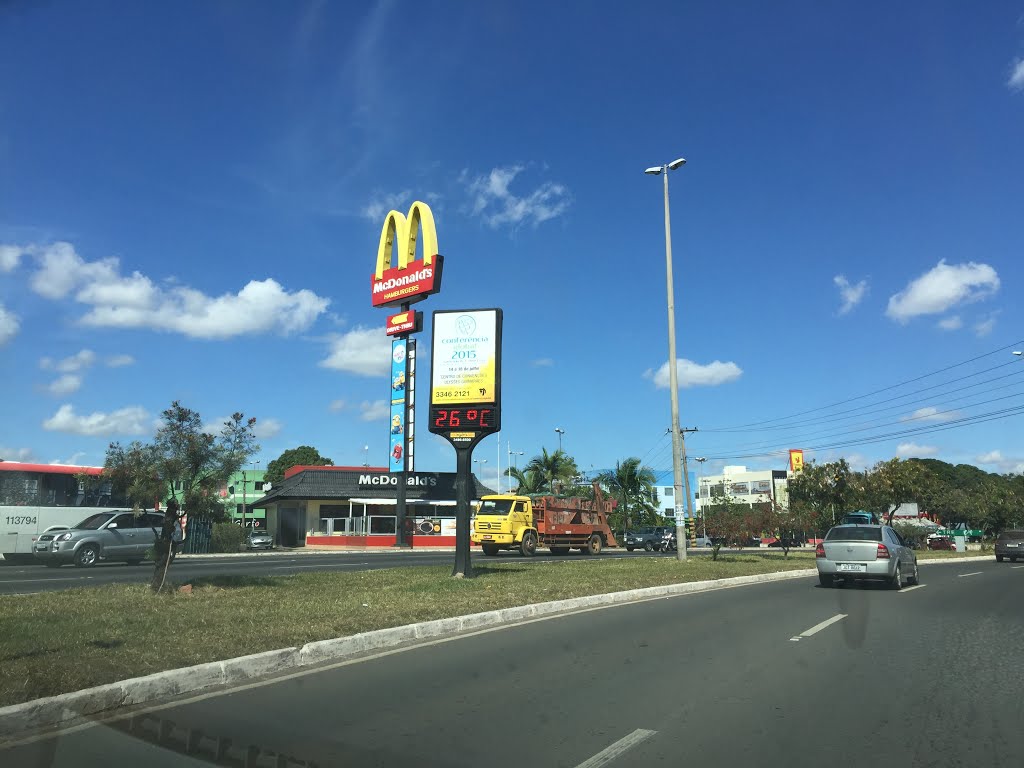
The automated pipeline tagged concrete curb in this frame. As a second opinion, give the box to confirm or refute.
[0,555,997,742]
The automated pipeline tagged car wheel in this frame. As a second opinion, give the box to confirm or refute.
[644,541,654,552]
[626,546,634,552]
[907,561,919,586]
[996,555,1003,562]
[818,574,833,588]
[74,544,99,568]
[585,534,602,556]
[519,531,537,557]
[889,562,903,590]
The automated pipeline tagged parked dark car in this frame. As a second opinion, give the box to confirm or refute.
[624,526,673,552]
[995,530,1024,562]
[927,536,955,551]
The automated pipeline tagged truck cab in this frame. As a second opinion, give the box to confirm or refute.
[472,495,536,557]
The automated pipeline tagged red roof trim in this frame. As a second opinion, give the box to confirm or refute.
[0,462,104,476]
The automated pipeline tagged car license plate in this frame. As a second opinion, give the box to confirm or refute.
[837,563,866,573]
[482,535,492,539]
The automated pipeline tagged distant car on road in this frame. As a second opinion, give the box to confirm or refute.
[624,526,672,552]
[768,537,804,548]
[692,535,713,548]
[995,530,1024,563]
[815,523,918,589]
[246,529,274,550]
[927,536,956,551]
[33,511,163,568]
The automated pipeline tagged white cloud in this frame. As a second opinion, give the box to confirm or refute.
[974,313,998,338]
[0,304,18,345]
[645,358,743,389]
[328,399,346,412]
[0,446,35,462]
[886,260,999,323]
[833,274,867,315]
[359,400,389,421]
[361,190,412,222]
[46,374,83,396]
[0,245,25,272]
[976,449,1024,474]
[937,315,962,330]
[896,442,937,458]
[531,358,554,367]
[1009,58,1024,90]
[900,406,959,423]
[252,418,283,439]
[319,326,392,376]
[462,165,571,228]
[25,241,329,339]
[40,349,96,373]
[106,354,135,367]
[42,404,150,436]
[50,452,87,466]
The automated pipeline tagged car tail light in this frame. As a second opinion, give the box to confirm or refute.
[815,543,825,558]
[876,543,890,559]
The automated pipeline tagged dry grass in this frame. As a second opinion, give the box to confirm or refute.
[0,554,813,707]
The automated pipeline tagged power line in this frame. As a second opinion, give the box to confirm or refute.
[707,339,1024,432]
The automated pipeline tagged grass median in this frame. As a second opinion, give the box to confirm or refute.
[0,554,814,708]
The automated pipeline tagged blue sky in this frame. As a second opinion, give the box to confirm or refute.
[2,1,1024,489]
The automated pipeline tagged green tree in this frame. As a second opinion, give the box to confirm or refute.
[506,467,547,494]
[264,446,333,487]
[104,402,259,592]
[703,491,752,560]
[597,458,657,533]
[788,459,856,527]
[522,448,578,493]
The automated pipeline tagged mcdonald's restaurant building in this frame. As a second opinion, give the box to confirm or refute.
[249,466,495,548]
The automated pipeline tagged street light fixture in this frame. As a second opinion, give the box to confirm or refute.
[647,155,691,562]
[554,428,565,452]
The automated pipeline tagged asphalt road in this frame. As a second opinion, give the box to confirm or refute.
[0,547,753,595]
[4,559,1022,767]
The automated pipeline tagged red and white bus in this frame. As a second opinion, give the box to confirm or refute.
[0,462,131,564]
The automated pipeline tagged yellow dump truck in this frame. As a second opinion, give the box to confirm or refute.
[472,482,618,556]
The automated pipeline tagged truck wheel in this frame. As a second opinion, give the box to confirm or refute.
[74,544,99,568]
[481,544,499,556]
[519,532,537,557]
[644,541,654,552]
[549,546,571,555]
[626,546,635,552]
[585,534,602,556]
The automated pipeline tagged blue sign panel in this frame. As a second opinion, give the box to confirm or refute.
[389,338,407,471]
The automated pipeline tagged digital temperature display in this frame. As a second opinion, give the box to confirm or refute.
[429,406,498,431]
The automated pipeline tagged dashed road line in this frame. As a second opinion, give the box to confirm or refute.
[957,571,983,578]
[899,584,926,593]
[575,729,657,768]
[790,613,846,642]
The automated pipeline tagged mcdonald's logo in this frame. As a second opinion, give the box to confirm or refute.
[789,449,804,473]
[370,201,444,308]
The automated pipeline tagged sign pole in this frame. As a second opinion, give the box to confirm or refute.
[452,445,474,578]
[394,304,412,549]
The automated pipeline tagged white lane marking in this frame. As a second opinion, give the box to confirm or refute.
[958,571,983,578]
[272,563,370,570]
[1012,565,1024,569]
[899,585,926,593]
[799,613,847,638]
[575,729,657,768]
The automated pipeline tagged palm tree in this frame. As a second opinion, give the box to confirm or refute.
[522,448,578,493]
[506,467,547,494]
[597,457,657,532]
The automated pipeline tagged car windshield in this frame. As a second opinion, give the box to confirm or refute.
[826,526,882,542]
[73,513,116,530]
[476,499,514,516]
[998,531,1024,541]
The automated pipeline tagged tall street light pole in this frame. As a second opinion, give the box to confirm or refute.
[554,428,565,453]
[646,157,689,562]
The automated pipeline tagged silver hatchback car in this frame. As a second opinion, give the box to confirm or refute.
[34,510,163,568]
[816,523,919,589]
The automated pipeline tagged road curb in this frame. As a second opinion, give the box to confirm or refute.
[0,556,996,741]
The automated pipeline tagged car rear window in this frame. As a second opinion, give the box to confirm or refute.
[997,531,1024,541]
[826,526,882,542]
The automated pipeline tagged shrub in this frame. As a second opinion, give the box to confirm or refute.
[209,522,246,553]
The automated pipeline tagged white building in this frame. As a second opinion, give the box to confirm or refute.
[694,465,790,515]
